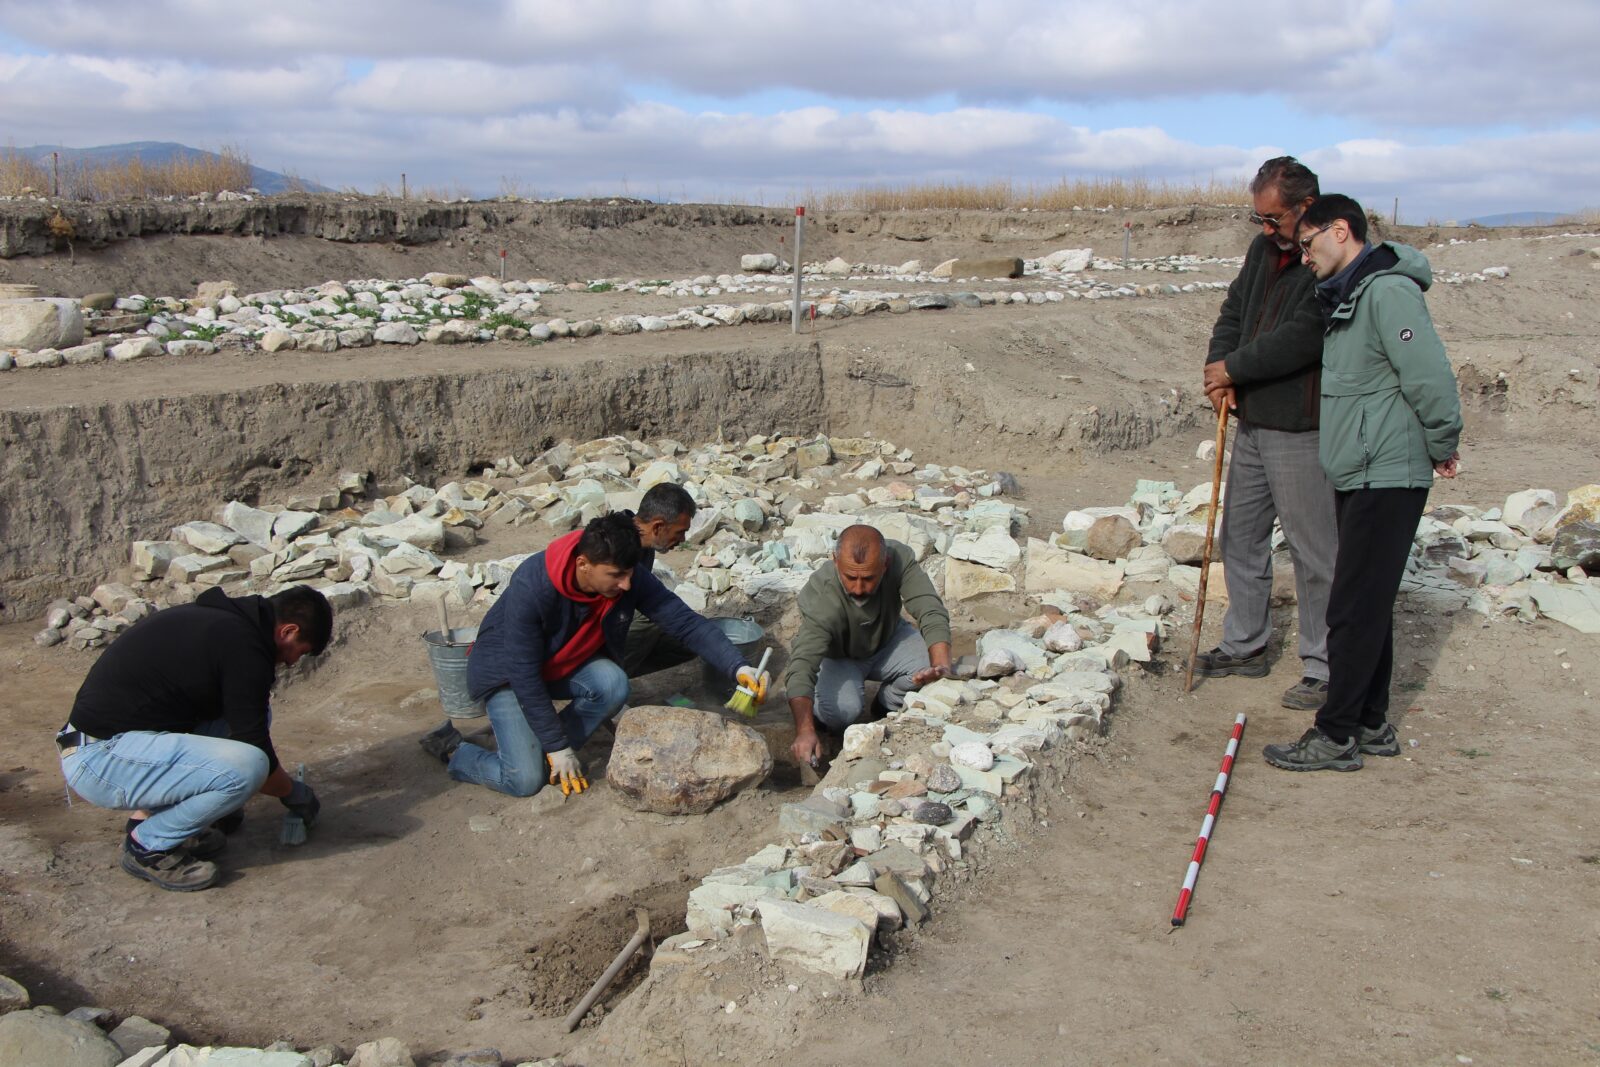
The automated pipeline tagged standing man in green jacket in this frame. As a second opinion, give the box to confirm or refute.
[1264,194,1462,772]
[785,525,953,767]
[1200,156,1339,712]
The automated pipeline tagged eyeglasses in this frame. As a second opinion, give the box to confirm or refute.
[1248,203,1304,230]
[1297,224,1332,253]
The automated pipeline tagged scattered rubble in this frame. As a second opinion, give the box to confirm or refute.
[0,245,1249,371]
[0,971,558,1067]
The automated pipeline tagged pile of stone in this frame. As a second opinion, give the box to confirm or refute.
[1434,264,1511,285]
[41,424,1595,652]
[0,249,1238,370]
[1405,487,1600,632]
[36,433,1026,649]
[0,975,558,1067]
[662,605,1138,982]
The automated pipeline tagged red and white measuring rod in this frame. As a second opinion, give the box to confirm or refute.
[1171,712,1246,927]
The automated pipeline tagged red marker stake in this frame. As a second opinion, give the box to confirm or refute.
[1171,712,1245,927]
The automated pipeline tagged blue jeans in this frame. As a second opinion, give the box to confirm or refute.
[813,621,931,732]
[61,722,270,852]
[448,657,629,797]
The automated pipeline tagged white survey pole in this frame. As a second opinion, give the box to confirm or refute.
[791,206,805,334]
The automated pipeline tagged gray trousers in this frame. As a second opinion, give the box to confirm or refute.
[1218,421,1337,680]
[813,621,931,732]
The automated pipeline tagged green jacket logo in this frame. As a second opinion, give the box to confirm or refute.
[1399,328,1414,341]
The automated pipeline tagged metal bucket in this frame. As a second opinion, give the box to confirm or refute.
[423,625,484,719]
[701,616,765,688]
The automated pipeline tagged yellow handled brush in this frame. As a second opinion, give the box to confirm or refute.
[725,647,772,718]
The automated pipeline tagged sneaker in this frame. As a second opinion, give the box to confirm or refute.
[1281,677,1330,711]
[1358,722,1400,757]
[419,722,463,765]
[120,836,219,892]
[1191,645,1269,679]
[125,820,227,860]
[1262,728,1363,772]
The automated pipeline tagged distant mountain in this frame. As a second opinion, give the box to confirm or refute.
[1459,210,1577,227]
[9,141,329,195]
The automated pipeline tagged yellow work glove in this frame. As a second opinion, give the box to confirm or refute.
[546,749,589,795]
[736,665,772,704]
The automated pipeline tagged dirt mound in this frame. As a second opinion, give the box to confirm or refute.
[517,879,691,1021]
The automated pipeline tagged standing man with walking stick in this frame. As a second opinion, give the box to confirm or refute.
[1199,157,1338,711]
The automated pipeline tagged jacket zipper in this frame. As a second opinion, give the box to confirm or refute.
[1360,407,1370,488]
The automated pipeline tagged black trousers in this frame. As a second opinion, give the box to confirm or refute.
[1315,487,1429,742]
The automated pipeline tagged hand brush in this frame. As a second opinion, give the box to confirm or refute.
[279,762,309,846]
[724,647,772,718]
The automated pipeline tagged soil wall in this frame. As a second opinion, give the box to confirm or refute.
[0,342,823,615]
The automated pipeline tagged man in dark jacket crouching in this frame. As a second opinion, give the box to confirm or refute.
[58,585,332,892]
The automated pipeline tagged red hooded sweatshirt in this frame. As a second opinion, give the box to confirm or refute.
[540,530,619,681]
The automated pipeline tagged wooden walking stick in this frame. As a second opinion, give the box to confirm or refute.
[1185,402,1232,693]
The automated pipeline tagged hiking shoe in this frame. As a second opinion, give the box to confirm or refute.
[1281,677,1330,711]
[1192,645,1269,679]
[419,722,463,765]
[1262,728,1363,772]
[1358,722,1401,757]
[125,820,227,860]
[120,836,219,892]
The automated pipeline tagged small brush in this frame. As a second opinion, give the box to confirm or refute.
[279,762,309,846]
[724,647,772,718]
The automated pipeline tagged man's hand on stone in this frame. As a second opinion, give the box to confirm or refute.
[911,664,952,688]
[791,728,824,769]
[547,749,589,795]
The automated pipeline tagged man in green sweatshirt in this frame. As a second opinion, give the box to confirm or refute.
[784,525,953,767]
[1263,194,1461,772]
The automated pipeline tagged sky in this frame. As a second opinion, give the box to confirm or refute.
[0,0,1595,222]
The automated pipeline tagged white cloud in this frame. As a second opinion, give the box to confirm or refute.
[0,1,1592,216]
[335,60,604,115]
[1,0,1587,123]
[1306,132,1600,219]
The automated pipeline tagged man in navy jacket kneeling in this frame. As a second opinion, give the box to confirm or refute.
[429,512,767,797]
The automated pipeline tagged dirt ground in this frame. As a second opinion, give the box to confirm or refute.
[1,205,1597,1065]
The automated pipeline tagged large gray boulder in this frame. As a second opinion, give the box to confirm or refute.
[1551,520,1600,571]
[607,705,772,815]
[0,1008,122,1067]
[950,256,1024,279]
[0,298,85,350]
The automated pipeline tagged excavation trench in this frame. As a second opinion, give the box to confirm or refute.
[0,311,1206,618]
[0,317,1202,1055]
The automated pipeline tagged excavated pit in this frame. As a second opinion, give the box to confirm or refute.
[0,300,1220,618]
[3,202,1597,1064]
